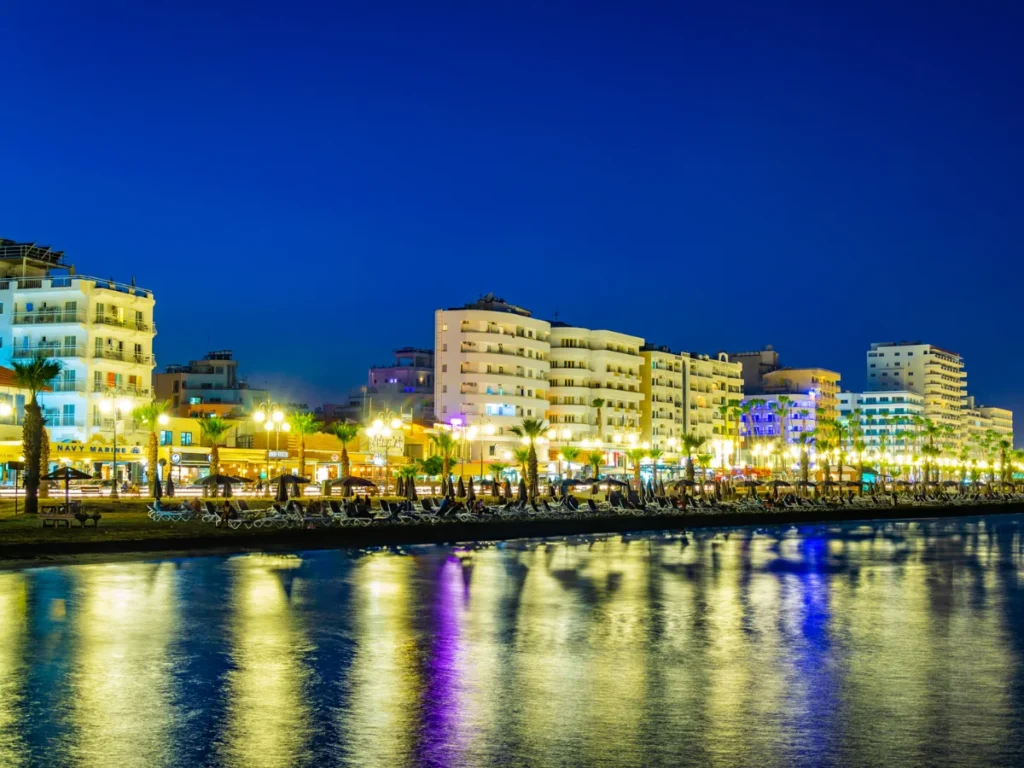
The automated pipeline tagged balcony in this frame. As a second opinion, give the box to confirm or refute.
[92,384,151,397]
[12,310,87,326]
[94,315,156,333]
[93,350,154,365]
[49,380,86,393]
[44,417,86,428]
[12,345,86,360]
[0,275,153,299]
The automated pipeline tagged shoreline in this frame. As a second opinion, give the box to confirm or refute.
[2,501,1022,569]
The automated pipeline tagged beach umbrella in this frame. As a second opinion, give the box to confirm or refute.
[457,476,466,498]
[503,478,512,499]
[192,473,244,498]
[467,477,476,502]
[43,466,93,509]
[407,476,418,501]
[766,480,791,488]
[518,477,527,503]
[439,476,447,497]
[395,475,404,498]
[153,472,163,500]
[166,474,175,498]
[658,478,666,497]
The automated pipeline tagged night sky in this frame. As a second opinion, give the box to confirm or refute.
[2,1,1022,432]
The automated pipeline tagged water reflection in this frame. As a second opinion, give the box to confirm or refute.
[1,516,1024,767]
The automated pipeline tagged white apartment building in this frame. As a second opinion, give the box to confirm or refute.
[867,341,966,440]
[0,240,156,452]
[837,390,925,453]
[964,397,1014,450]
[684,352,744,440]
[434,296,550,444]
[640,345,683,449]
[548,323,644,442]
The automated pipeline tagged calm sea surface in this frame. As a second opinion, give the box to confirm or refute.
[2,515,1024,767]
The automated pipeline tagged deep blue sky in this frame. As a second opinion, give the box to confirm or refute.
[2,1,1022,429]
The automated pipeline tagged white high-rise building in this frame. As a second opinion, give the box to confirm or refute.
[0,240,156,456]
[867,341,966,440]
[837,390,926,453]
[548,323,644,442]
[434,295,550,444]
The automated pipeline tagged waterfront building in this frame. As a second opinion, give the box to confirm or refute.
[549,324,644,442]
[761,367,841,419]
[434,295,551,444]
[867,341,967,440]
[837,390,925,453]
[640,345,684,449]
[964,397,1014,450]
[729,345,780,393]
[325,347,434,424]
[742,392,820,443]
[0,238,156,482]
[154,350,268,417]
[683,352,744,440]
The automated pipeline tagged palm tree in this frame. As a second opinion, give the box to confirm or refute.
[586,450,604,479]
[396,464,417,497]
[560,446,581,480]
[681,433,706,482]
[488,462,509,495]
[591,398,605,440]
[327,422,360,479]
[997,438,1013,484]
[132,400,169,497]
[730,400,744,463]
[624,448,647,491]
[198,416,231,497]
[510,418,548,499]
[39,425,51,499]
[12,356,63,514]
[696,453,713,498]
[647,448,663,487]
[770,396,792,447]
[288,412,323,479]
[418,455,444,495]
[429,430,459,483]
[512,447,531,481]
[717,403,732,439]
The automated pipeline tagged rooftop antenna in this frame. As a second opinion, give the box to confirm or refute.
[553,309,559,322]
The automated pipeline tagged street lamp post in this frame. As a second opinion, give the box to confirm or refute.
[253,399,288,495]
[98,391,133,499]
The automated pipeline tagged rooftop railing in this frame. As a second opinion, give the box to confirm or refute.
[0,275,153,298]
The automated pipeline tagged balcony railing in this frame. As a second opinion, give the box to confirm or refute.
[0,275,153,299]
[93,350,153,364]
[92,384,151,396]
[12,345,86,359]
[49,380,86,393]
[11,310,87,325]
[43,417,86,428]
[93,315,156,333]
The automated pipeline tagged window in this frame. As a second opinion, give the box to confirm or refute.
[442,385,447,393]
[442,324,448,331]
[442,365,447,373]
[442,344,447,352]
[62,404,75,427]
[189,396,202,405]
[180,432,193,446]
[159,430,173,446]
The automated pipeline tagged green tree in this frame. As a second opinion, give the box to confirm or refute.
[13,356,62,514]
[681,433,706,483]
[696,453,713,498]
[198,416,231,497]
[39,425,50,499]
[512,447,531,480]
[647,447,663,486]
[132,400,169,497]
[591,398,605,440]
[288,412,323,479]
[327,422,360,478]
[624,448,648,491]
[487,462,509,495]
[510,418,548,499]
[417,455,444,495]
[587,450,604,479]
[559,445,581,479]
[429,430,459,483]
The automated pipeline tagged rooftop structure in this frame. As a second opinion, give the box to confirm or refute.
[155,350,268,417]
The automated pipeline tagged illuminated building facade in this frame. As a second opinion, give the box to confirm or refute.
[640,345,684,449]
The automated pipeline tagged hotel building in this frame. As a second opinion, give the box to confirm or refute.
[154,350,268,417]
[964,396,1014,449]
[640,345,684,449]
[434,295,551,444]
[549,324,644,442]
[837,390,925,453]
[761,368,841,419]
[867,341,967,439]
[0,239,156,460]
[742,393,821,443]
[684,352,744,440]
